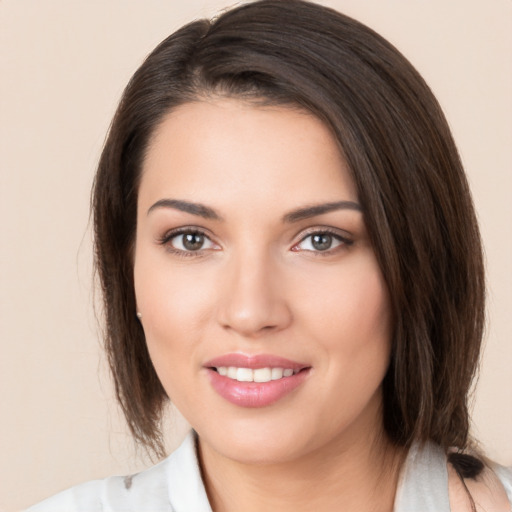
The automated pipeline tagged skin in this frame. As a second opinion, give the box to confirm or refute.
[134,98,402,511]
[448,463,511,512]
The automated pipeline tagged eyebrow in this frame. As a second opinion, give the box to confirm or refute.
[147,199,222,220]
[147,198,362,223]
[282,201,362,223]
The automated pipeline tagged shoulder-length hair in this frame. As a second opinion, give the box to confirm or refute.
[93,0,484,461]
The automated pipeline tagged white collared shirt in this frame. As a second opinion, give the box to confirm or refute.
[26,431,512,511]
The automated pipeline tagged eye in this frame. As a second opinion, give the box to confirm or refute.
[293,230,352,253]
[159,229,219,254]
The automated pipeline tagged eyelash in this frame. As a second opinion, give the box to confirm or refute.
[157,227,353,257]
[157,227,217,258]
[292,228,353,255]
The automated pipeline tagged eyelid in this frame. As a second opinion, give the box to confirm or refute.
[157,225,209,242]
[156,226,220,255]
[156,225,352,256]
[291,226,353,252]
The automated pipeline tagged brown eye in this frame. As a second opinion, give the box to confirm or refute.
[181,233,205,251]
[164,230,218,253]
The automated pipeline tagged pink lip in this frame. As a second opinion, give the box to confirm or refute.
[204,353,311,408]
[204,353,307,370]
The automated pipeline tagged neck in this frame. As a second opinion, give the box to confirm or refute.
[198,413,405,512]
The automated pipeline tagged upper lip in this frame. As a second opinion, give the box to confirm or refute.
[204,353,309,371]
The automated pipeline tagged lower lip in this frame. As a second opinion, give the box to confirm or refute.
[206,368,310,408]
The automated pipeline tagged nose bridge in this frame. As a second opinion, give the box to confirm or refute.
[217,243,291,337]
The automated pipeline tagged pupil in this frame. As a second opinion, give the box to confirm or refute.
[183,233,204,250]
[312,234,332,251]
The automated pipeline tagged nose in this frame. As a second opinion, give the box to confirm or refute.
[216,250,292,338]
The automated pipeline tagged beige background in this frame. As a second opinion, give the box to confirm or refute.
[1,1,511,510]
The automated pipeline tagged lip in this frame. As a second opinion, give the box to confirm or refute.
[204,353,311,408]
[204,353,308,370]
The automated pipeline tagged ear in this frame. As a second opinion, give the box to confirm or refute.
[448,462,511,512]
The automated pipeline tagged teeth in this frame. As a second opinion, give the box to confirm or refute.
[254,368,272,382]
[215,366,297,383]
[236,368,253,382]
[271,368,283,380]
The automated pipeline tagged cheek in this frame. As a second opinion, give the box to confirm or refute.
[134,272,203,406]
[133,248,225,401]
[300,255,392,348]
[134,254,199,363]
[135,246,213,327]
[301,255,392,397]
[313,264,392,424]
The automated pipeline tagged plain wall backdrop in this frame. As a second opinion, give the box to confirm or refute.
[1,1,511,510]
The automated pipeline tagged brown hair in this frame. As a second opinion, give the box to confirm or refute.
[93,0,485,464]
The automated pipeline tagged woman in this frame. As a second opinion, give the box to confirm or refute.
[27,0,511,510]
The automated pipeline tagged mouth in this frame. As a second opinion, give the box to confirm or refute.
[204,354,311,408]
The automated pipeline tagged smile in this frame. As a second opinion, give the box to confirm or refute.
[214,367,298,382]
[204,354,310,408]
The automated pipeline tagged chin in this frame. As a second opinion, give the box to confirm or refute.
[196,413,322,466]
[213,435,303,465]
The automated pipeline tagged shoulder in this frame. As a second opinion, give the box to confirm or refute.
[25,478,105,512]
[493,463,512,503]
[25,432,211,512]
[25,459,172,512]
[394,442,511,512]
[448,457,511,512]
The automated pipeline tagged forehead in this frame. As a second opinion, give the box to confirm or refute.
[139,99,358,212]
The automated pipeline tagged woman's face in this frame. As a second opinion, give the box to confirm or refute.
[134,99,392,464]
